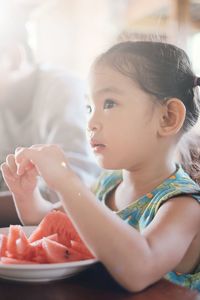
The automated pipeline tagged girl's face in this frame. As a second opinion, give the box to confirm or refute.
[87,64,161,170]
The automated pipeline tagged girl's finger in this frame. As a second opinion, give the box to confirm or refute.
[15,147,24,153]
[15,147,25,158]
[6,154,17,174]
[15,148,37,175]
[17,159,35,176]
[30,144,46,148]
[27,167,39,180]
[1,163,16,182]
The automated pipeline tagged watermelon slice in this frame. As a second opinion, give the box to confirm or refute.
[7,225,22,257]
[30,234,59,264]
[0,234,7,257]
[29,211,81,247]
[42,238,84,263]
[16,229,34,260]
[70,240,94,259]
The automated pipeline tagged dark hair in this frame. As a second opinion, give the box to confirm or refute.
[94,41,200,182]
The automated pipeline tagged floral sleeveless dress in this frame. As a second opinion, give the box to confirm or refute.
[93,165,200,291]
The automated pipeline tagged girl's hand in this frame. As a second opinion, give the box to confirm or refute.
[1,153,38,196]
[14,144,71,191]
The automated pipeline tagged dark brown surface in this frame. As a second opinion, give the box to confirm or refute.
[0,192,21,227]
[0,263,199,300]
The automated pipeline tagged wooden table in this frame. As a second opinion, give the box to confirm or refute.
[0,263,199,300]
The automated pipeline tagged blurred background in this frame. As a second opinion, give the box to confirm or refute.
[0,0,199,79]
[0,0,199,226]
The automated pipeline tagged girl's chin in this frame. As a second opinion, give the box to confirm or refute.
[95,154,125,170]
[98,160,122,170]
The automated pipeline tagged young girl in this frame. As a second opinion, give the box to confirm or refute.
[1,41,200,292]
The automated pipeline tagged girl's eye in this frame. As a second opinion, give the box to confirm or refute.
[104,99,117,110]
[86,104,92,114]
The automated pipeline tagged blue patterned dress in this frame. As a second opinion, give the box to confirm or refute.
[93,165,200,291]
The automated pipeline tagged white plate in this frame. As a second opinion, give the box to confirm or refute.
[0,226,98,282]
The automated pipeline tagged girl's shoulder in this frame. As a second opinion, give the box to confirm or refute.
[155,165,200,205]
[116,165,200,225]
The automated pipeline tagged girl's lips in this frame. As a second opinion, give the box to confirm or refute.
[90,140,106,152]
[92,144,106,153]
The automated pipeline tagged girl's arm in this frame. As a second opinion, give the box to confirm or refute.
[56,173,200,291]
[12,187,61,225]
[15,145,200,291]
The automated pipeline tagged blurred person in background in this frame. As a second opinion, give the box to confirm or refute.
[0,19,100,226]
[0,40,100,190]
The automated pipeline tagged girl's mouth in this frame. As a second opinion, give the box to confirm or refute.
[90,142,106,153]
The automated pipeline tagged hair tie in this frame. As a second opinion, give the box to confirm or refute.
[194,77,200,87]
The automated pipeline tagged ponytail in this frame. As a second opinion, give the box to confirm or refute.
[194,77,200,88]
[178,131,200,184]
[178,80,200,184]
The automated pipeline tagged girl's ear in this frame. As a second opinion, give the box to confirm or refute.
[158,98,186,137]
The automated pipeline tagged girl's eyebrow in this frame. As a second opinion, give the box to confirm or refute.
[94,86,124,96]
[85,86,124,103]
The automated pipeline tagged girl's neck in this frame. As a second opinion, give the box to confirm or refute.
[121,158,177,202]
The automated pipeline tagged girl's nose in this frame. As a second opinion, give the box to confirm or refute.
[87,114,101,134]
